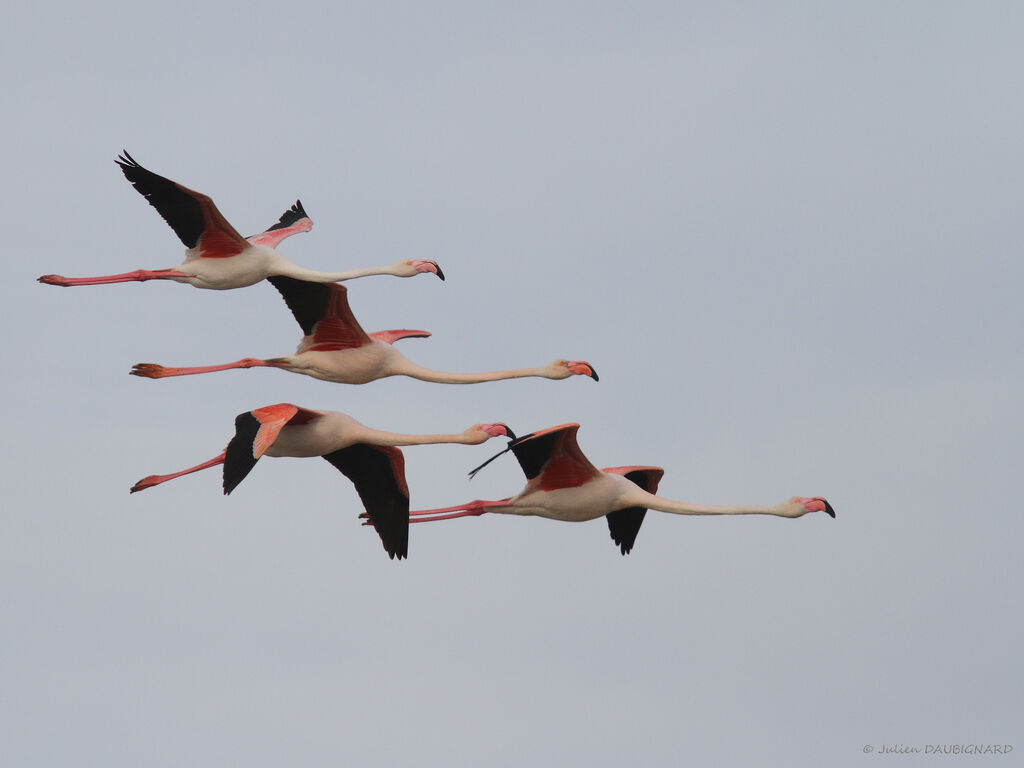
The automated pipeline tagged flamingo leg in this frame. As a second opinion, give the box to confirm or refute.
[407,510,488,523]
[130,453,226,493]
[38,269,189,286]
[378,498,510,524]
[130,358,282,378]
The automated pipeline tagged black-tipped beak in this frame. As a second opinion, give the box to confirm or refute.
[824,500,836,518]
[501,425,517,441]
[434,262,445,281]
[588,366,599,382]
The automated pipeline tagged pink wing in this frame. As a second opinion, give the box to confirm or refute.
[117,152,248,259]
[509,423,603,491]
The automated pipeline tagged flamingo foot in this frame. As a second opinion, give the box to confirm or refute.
[131,364,168,379]
[130,475,163,493]
[38,274,74,286]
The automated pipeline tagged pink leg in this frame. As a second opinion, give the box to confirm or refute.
[130,358,281,379]
[38,269,190,287]
[372,498,510,524]
[130,453,225,493]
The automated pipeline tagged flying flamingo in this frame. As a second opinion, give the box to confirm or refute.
[129,276,599,385]
[400,423,835,554]
[38,152,443,290]
[131,403,515,559]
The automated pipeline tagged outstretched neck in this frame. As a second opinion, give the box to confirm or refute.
[622,486,798,518]
[358,429,477,447]
[390,358,551,385]
[271,261,405,283]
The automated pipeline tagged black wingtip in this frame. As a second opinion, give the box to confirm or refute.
[266,199,312,233]
[468,430,535,479]
[380,532,408,560]
[222,412,261,495]
[116,150,137,169]
[223,472,245,495]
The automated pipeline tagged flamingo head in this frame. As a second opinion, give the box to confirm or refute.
[549,359,599,381]
[465,423,517,445]
[787,496,836,518]
[397,259,445,280]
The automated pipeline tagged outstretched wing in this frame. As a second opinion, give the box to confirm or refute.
[267,276,372,352]
[510,423,603,491]
[369,329,432,345]
[222,404,322,494]
[247,200,313,248]
[323,444,410,560]
[602,466,665,555]
[116,151,248,258]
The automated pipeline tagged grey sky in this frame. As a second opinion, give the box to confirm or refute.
[3,2,1021,766]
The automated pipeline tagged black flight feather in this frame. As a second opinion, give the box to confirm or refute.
[222,412,262,495]
[605,469,659,555]
[267,275,332,336]
[323,445,410,560]
[265,200,309,232]
[116,151,206,249]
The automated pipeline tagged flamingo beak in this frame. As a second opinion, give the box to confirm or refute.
[481,423,516,440]
[568,361,599,381]
[413,260,445,280]
[802,497,836,518]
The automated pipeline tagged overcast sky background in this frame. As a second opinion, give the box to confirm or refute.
[2,2,1021,766]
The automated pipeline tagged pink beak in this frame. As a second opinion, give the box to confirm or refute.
[799,497,836,518]
[568,361,599,381]
[412,260,445,280]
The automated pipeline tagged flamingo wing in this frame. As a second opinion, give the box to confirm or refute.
[261,199,310,234]
[510,423,603,491]
[322,444,409,560]
[116,152,249,259]
[222,404,321,494]
[247,200,313,248]
[267,277,373,351]
[369,329,432,345]
[601,466,665,555]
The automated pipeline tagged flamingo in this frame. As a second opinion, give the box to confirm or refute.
[400,423,835,554]
[129,276,599,385]
[37,152,443,290]
[131,403,516,559]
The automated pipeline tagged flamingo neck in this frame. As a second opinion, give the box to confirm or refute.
[623,487,795,518]
[390,358,551,384]
[359,429,477,447]
[271,262,403,283]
